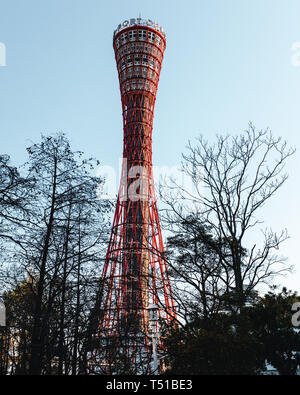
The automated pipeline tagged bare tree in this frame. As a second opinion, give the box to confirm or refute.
[0,134,111,375]
[162,124,295,309]
[165,215,230,324]
[0,155,32,286]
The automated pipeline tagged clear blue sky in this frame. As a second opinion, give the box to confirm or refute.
[0,0,299,292]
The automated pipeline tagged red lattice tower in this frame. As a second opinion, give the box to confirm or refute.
[92,18,176,374]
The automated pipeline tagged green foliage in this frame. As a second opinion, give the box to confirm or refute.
[164,288,300,375]
[2,279,37,374]
[164,313,265,375]
[249,287,300,375]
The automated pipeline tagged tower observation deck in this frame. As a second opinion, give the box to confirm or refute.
[91,18,176,374]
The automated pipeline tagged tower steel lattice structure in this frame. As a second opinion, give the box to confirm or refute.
[91,18,176,374]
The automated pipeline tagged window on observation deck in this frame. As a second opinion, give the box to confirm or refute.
[156,36,162,46]
[134,55,140,65]
[121,33,127,44]
[129,30,137,41]
[116,38,120,49]
[127,57,133,66]
[142,56,148,65]
[121,60,126,70]
[133,69,140,77]
[138,30,147,41]
[149,32,155,43]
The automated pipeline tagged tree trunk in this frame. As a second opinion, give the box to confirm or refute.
[29,157,57,375]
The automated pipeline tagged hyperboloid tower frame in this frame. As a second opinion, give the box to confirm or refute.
[91,18,176,374]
